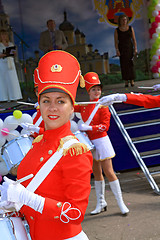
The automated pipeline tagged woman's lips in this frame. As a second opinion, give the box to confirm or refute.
[48,115,59,120]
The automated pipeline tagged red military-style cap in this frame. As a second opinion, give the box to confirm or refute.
[37,50,84,104]
[33,67,38,88]
[84,72,102,92]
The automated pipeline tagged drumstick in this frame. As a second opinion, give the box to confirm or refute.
[1,129,19,137]
[17,101,35,106]
[15,174,34,184]
[76,101,99,105]
[76,101,122,105]
[138,86,154,89]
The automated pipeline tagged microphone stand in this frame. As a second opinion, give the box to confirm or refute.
[7,23,29,85]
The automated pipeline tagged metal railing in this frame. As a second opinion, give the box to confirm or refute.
[109,105,160,194]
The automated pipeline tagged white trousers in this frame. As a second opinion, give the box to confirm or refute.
[65,231,89,240]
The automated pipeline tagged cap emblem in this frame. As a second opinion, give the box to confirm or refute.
[51,64,63,72]
[92,76,97,80]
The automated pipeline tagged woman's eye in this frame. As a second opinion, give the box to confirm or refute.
[43,100,49,103]
[58,100,64,104]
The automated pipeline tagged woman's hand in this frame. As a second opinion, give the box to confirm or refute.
[78,123,92,131]
[0,176,45,213]
[116,49,120,57]
[0,53,7,58]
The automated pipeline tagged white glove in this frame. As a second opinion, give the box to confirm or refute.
[0,177,45,213]
[99,93,127,106]
[78,123,92,131]
[21,123,40,133]
[153,84,160,91]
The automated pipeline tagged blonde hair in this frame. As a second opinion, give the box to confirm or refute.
[0,29,9,43]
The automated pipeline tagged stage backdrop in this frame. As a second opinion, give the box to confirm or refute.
[1,0,151,83]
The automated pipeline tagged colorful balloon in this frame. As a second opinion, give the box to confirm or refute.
[13,110,22,119]
[1,128,9,136]
[155,15,160,22]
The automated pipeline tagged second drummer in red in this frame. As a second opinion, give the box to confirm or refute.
[74,72,129,215]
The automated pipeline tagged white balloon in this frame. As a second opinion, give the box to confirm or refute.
[0,156,9,176]
[152,10,159,17]
[0,118,3,129]
[75,112,82,119]
[6,130,20,142]
[70,112,75,120]
[156,49,160,56]
[153,73,160,78]
[152,33,159,39]
[0,134,6,147]
[19,113,33,124]
[32,112,37,120]
[70,120,79,133]
[3,115,19,131]
[77,119,84,128]
[20,129,30,135]
[156,27,160,34]
[152,55,159,61]
[155,4,160,11]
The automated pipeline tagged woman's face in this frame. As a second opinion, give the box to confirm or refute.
[88,85,101,101]
[39,91,74,130]
[0,32,8,42]
[120,17,128,26]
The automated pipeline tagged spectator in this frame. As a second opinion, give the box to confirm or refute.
[39,19,68,54]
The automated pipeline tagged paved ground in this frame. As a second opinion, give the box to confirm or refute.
[83,170,160,240]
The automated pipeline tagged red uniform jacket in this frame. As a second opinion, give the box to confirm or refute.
[17,121,92,240]
[74,100,111,140]
[126,93,160,108]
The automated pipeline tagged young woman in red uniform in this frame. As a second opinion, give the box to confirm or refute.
[74,72,129,215]
[0,51,93,240]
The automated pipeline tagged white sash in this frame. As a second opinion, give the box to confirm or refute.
[85,103,100,125]
[26,138,79,192]
[34,116,43,127]
[16,138,79,210]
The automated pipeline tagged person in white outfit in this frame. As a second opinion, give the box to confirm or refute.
[0,29,22,102]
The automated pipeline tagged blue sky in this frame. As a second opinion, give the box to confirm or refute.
[2,0,149,63]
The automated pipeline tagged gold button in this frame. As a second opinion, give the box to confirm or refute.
[31,145,33,149]
[30,216,34,220]
[40,157,44,162]
[54,216,59,219]
[57,202,62,208]
[48,150,53,155]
